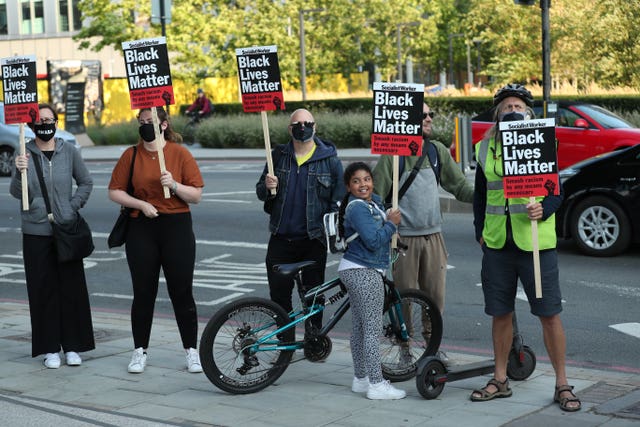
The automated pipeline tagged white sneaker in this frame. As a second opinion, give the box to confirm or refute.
[65,351,82,366]
[127,347,147,373]
[185,348,202,373]
[351,376,370,393]
[43,353,61,369]
[366,380,407,400]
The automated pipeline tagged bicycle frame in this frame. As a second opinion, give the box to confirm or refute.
[240,267,410,357]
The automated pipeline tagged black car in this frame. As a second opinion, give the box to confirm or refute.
[557,144,640,256]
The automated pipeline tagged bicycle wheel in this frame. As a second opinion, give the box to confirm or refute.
[183,121,196,145]
[380,289,443,382]
[199,297,295,394]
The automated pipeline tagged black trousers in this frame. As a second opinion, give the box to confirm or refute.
[125,212,198,349]
[265,235,326,330]
[23,234,95,357]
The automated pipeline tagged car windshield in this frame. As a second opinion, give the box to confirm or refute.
[574,104,633,129]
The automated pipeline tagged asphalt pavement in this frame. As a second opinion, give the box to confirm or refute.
[1,145,638,426]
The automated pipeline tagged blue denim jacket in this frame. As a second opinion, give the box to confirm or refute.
[256,137,345,241]
[342,193,397,269]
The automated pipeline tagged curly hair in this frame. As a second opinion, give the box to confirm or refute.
[338,162,373,240]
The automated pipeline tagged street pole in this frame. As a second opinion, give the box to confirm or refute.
[299,8,324,102]
[541,0,551,104]
[448,33,463,87]
[396,25,402,82]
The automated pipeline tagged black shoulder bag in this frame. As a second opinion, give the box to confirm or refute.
[108,147,137,248]
[33,154,94,262]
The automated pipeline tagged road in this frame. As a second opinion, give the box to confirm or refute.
[1,159,639,374]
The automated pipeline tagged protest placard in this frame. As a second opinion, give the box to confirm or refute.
[236,45,285,195]
[122,37,174,198]
[499,117,559,298]
[2,54,39,210]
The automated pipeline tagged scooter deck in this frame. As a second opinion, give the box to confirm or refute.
[436,360,496,384]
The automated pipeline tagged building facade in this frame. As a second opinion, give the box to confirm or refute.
[0,0,125,77]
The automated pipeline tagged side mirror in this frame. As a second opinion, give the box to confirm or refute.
[573,118,589,129]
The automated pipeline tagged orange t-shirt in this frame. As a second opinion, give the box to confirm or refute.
[109,142,204,216]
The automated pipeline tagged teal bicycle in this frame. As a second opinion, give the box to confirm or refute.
[199,250,443,394]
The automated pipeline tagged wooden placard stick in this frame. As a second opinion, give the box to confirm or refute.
[530,196,542,298]
[151,108,170,199]
[391,155,399,248]
[19,123,29,210]
[261,111,276,195]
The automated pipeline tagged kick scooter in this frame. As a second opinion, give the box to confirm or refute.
[415,311,536,399]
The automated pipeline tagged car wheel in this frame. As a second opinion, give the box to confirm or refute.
[0,146,15,177]
[570,196,631,257]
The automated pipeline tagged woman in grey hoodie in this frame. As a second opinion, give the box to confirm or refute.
[11,103,95,369]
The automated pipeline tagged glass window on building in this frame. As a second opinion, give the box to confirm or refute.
[58,0,82,31]
[20,0,45,34]
[0,0,7,35]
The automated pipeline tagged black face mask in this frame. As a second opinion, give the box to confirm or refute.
[139,123,160,142]
[34,123,56,142]
[291,123,314,142]
[499,111,526,122]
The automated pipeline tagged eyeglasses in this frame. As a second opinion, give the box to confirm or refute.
[422,112,435,120]
[36,118,56,125]
[289,121,315,128]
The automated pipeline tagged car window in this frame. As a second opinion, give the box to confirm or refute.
[573,104,633,129]
[557,108,581,128]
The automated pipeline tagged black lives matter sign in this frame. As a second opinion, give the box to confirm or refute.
[236,45,285,113]
[1,55,39,124]
[122,37,174,109]
[371,82,424,156]
[499,118,559,198]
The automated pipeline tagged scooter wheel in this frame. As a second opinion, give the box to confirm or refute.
[416,359,446,399]
[507,345,536,381]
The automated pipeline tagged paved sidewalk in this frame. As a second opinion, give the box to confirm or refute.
[1,301,639,427]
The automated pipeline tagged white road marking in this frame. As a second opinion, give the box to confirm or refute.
[610,323,640,339]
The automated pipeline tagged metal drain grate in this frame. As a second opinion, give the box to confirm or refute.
[580,381,635,404]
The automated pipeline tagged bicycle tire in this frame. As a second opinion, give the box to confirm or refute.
[380,289,443,382]
[199,297,295,394]
[183,121,196,145]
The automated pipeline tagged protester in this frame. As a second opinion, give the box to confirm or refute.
[185,88,212,118]
[10,103,95,368]
[373,102,474,364]
[470,83,580,412]
[108,106,205,374]
[337,162,405,399]
[256,108,345,338]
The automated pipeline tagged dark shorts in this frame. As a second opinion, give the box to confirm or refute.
[481,241,562,317]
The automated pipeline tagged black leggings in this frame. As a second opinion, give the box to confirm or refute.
[125,212,198,349]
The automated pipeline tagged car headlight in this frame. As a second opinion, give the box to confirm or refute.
[559,167,578,184]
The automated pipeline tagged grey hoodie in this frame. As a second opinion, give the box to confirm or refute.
[10,138,93,236]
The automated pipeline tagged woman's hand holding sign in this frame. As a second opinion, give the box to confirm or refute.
[526,201,543,221]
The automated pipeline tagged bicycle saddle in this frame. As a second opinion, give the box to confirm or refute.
[272,261,316,276]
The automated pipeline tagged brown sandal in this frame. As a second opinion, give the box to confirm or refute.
[554,385,581,412]
[470,378,512,401]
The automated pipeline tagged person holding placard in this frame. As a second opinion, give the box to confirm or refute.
[256,108,345,340]
[108,107,205,375]
[373,102,473,364]
[10,103,95,369]
[471,84,580,412]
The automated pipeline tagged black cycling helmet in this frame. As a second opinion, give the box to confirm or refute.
[493,83,534,107]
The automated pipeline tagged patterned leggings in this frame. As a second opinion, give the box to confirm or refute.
[339,268,384,384]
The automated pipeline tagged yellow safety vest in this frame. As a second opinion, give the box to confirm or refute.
[476,137,556,251]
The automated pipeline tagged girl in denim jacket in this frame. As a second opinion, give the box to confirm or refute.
[337,162,405,400]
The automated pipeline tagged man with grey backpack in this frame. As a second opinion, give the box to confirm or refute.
[373,102,473,363]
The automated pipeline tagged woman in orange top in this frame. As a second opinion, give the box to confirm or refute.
[108,107,204,375]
